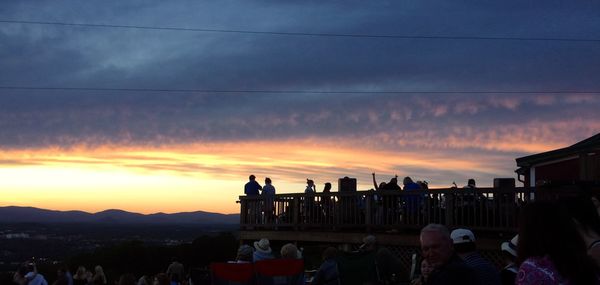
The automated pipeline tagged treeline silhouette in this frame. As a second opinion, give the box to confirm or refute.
[0,232,238,284]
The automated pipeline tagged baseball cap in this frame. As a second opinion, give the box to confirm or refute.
[450,228,475,244]
[501,234,518,257]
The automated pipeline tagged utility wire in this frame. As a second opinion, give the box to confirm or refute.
[1,20,599,43]
[1,86,598,94]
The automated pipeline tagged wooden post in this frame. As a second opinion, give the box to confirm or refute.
[446,190,454,227]
[365,193,372,232]
[293,196,300,230]
[239,197,247,229]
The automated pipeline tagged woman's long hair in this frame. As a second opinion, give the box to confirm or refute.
[564,194,600,235]
[517,201,599,284]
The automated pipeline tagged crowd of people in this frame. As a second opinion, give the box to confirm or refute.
[412,197,600,284]
[12,260,192,285]
[240,177,600,284]
[13,264,109,285]
[243,173,496,227]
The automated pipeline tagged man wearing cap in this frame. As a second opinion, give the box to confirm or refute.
[499,235,518,285]
[253,238,275,262]
[450,228,500,285]
[420,224,477,285]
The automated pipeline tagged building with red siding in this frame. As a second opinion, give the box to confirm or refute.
[516,133,600,188]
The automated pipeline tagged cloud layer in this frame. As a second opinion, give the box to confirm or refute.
[0,1,599,213]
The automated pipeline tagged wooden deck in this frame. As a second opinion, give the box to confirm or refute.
[239,187,531,242]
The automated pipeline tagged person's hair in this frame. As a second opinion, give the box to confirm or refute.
[421,223,450,239]
[322,247,338,260]
[403,176,414,184]
[117,273,136,285]
[265,177,271,184]
[94,265,107,284]
[453,242,476,253]
[564,194,600,234]
[236,245,253,262]
[281,243,300,259]
[517,201,599,284]
[249,175,256,180]
[74,266,87,279]
[323,183,332,192]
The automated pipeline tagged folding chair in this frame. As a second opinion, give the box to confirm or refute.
[254,259,305,285]
[210,262,255,285]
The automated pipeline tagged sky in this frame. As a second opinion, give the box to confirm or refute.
[1,0,599,214]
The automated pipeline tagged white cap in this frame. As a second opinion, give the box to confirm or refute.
[501,234,518,257]
[450,228,475,244]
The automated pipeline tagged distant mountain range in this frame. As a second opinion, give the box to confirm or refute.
[0,206,239,225]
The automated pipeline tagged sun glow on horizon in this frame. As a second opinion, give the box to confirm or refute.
[0,138,551,214]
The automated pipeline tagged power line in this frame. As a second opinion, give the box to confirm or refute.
[1,86,598,94]
[1,19,599,43]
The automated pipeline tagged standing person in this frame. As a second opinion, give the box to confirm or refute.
[321,182,333,222]
[516,201,599,285]
[304,179,316,222]
[385,176,402,190]
[305,179,316,193]
[244,175,263,223]
[166,258,184,284]
[499,235,518,285]
[450,228,500,285]
[244,175,262,196]
[262,177,276,223]
[403,177,421,190]
[464,179,476,189]
[419,224,477,285]
[404,176,423,219]
[372,172,387,191]
[262,177,276,196]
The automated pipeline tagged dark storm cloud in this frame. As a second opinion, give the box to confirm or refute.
[1,0,599,150]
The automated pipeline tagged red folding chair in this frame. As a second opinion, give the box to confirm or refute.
[254,259,305,285]
[210,262,255,285]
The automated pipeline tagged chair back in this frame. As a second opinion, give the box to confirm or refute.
[210,262,255,285]
[254,259,305,285]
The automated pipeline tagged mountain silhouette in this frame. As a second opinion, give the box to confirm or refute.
[0,206,239,224]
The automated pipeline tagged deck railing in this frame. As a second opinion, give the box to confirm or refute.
[239,187,532,232]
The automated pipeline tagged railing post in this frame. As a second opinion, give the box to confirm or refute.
[239,197,247,229]
[293,196,300,230]
[365,193,372,232]
[446,190,455,227]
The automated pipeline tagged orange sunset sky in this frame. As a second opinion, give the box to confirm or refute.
[1,2,600,214]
